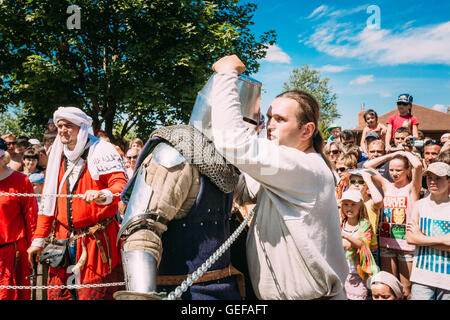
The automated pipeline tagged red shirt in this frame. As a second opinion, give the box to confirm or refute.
[0,171,38,246]
[387,113,419,140]
[33,158,127,286]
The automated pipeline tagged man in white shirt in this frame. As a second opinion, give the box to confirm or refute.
[209,55,348,300]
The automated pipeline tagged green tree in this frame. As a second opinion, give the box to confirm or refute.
[0,0,276,143]
[283,65,340,139]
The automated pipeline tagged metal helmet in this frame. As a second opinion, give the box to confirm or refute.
[189,73,262,141]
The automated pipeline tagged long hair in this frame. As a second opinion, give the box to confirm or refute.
[276,90,335,181]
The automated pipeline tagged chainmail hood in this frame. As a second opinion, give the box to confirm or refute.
[151,124,239,194]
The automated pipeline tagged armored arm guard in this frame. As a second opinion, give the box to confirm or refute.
[117,143,200,297]
[119,142,200,262]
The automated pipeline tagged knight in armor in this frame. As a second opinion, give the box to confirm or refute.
[113,73,262,300]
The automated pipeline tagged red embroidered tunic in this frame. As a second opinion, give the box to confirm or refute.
[33,158,127,300]
[0,171,38,300]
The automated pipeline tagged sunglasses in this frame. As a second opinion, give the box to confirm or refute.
[397,102,410,106]
[337,167,348,172]
[424,139,443,147]
[330,150,340,155]
[6,142,17,146]
[126,155,138,160]
[350,179,365,185]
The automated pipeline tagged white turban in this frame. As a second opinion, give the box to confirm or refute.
[40,107,94,218]
[370,271,405,299]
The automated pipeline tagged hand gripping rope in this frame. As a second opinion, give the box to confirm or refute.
[0,192,256,297]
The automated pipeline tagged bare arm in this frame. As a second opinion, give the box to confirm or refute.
[406,204,450,251]
[361,170,383,207]
[342,232,363,250]
[399,151,423,200]
[412,124,419,139]
[385,123,393,152]
[360,127,369,154]
[363,150,402,170]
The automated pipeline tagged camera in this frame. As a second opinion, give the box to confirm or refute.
[405,137,424,148]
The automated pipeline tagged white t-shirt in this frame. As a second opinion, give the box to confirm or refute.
[210,72,348,300]
[410,196,450,291]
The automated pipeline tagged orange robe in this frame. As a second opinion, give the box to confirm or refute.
[33,157,127,300]
[0,171,38,300]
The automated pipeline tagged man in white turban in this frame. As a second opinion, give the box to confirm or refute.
[27,106,128,300]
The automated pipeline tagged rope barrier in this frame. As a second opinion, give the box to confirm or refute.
[0,282,125,291]
[0,192,254,300]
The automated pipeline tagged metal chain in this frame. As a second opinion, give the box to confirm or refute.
[0,192,122,198]
[0,282,125,290]
[0,191,123,291]
[165,206,257,300]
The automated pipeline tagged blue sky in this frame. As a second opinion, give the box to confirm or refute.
[248,0,450,129]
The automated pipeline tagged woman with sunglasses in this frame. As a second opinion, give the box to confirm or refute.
[365,150,422,299]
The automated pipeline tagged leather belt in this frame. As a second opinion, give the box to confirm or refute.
[0,242,12,249]
[56,216,115,272]
[157,264,246,298]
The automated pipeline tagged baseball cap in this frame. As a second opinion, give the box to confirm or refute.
[29,172,45,184]
[366,131,380,140]
[340,189,364,203]
[423,162,450,177]
[397,94,413,104]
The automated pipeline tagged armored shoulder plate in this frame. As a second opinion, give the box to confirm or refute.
[152,142,186,169]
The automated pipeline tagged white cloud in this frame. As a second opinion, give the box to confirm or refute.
[318,64,350,73]
[350,75,374,85]
[379,92,392,98]
[306,18,450,65]
[307,5,329,19]
[432,104,450,113]
[262,44,291,64]
[328,4,368,18]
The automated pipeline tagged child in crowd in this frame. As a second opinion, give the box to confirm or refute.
[347,169,384,267]
[21,148,41,177]
[385,94,419,152]
[370,271,405,300]
[360,109,386,154]
[365,150,422,299]
[335,153,358,200]
[326,124,341,144]
[340,189,379,300]
[406,162,450,300]
[28,172,45,204]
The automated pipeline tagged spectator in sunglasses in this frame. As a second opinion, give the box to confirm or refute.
[423,140,443,169]
[420,139,444,195]
[1,133,23,171]
[125,147,140,179]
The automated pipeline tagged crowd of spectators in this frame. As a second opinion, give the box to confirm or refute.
[1,92,449,301]
[325,93,450,300]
